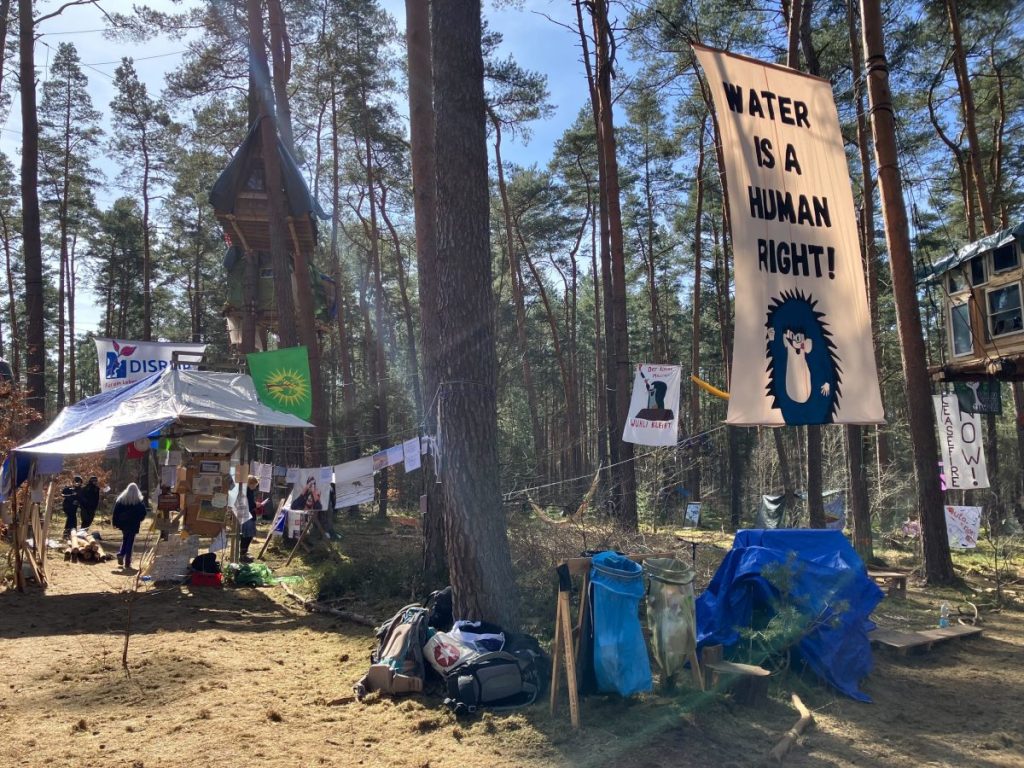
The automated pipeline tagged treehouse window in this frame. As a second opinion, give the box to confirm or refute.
[950,303,973,357]
[245,164,266,192]
[987,284,1023,338]
[259,268,274,279]
[969,255,987,286]
[947,267,968,294]
[992,242,1019,273]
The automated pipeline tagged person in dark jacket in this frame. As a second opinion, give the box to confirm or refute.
[241,475,259,562]
[61,486,78,537]
[77,475,101,529]
[112,482,148,570]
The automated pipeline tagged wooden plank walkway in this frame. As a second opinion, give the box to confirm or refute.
[871,624,983,656]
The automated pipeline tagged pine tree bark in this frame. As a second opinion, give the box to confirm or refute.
[247,0,297,350]
[19,0,46,428]
[405,0,446,580]
[848,0,889,475]
[945,0,996,235]
[689,115,707,502]
[430,0,518,625]
[591,0,637,529]
[861,0,954,583]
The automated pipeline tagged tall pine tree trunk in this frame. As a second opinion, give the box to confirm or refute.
[689,114,707,502]
[406,0,445,580]
[861,0,954,583]
[247,0,297,349]
[430,0,518,625]
[592,0,637,529]
[20,0,46,428]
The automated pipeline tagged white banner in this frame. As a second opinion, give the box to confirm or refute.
[622,364,681,447]
[94,338,206,393]
[333,457,375,509]
[933,394,989,489]
[693,45,883,426]
[944,505,982,549]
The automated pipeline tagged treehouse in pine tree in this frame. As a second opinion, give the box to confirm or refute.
[209,120,333,346]
[919,221,1024,381]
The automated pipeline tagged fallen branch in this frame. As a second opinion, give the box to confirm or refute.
[768,693,814,764]
[277,580,377,627]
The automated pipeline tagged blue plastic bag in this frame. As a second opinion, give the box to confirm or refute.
[589,551,652,696]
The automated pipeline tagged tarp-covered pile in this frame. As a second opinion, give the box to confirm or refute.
[696,529,884,701]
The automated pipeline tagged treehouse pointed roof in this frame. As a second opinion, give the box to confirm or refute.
[209,118,328,254]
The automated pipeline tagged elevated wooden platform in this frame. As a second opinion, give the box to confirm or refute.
[871,625,983,656]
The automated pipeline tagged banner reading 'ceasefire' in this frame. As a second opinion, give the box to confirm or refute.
[693,45,883,425]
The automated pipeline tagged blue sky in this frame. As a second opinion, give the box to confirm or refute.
[2,0,603,340]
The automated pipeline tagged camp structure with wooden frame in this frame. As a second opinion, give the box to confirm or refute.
[919,221,1024,381]
[1,362,313,592]
[208,120,334,348]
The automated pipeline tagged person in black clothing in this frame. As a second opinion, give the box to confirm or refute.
[78,476,101,529]
[61,486,78,537]
[241,475,259,562]
[112,482,148,571]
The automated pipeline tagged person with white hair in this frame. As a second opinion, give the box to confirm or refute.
[111,483,148,570]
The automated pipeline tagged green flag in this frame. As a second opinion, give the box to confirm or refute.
[247,346,312,420]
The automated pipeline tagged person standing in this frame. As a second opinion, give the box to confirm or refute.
[112,482,148,570]
[241,475,259,563]
[78,476,100,529]
[61,485,78,538]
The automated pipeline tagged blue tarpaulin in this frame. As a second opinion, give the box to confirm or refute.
[696,529,883,702]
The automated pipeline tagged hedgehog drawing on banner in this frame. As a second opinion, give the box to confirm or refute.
[765,290,841,424]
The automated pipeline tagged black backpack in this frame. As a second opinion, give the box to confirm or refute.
[442,632,550,716]
[190,553,221,574]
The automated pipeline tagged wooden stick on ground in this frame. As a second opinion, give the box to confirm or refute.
[769,693,814,763]
[277,580,377,627]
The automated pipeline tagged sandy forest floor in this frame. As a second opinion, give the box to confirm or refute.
[2,519,1023,768]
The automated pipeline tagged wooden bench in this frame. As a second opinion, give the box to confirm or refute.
[701,646,771,706]
[868,569,908,599]
[871,624,983,656]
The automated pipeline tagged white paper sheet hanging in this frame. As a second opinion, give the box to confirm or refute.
[403,437,422,472]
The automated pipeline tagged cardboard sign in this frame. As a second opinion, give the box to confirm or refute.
[157,493,180,512]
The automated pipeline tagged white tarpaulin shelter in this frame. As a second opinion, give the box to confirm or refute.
[15,368,313,456]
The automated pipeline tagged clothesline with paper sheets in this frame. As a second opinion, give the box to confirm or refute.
[235,435,431,537]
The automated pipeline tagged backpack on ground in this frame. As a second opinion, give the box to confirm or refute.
[355,604,430,699]
[442,631,550,716]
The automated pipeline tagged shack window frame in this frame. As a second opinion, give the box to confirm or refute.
[992,242,1020,274]
[986,282,1024,339]
[949,300,974,358]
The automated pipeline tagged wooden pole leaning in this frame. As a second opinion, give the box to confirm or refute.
[549,562,581,728]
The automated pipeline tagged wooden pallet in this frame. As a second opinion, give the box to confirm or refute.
[868,569,908,599]
[871,624,983,656]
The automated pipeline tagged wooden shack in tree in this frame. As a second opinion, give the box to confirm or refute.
[209,120,333,348]
[920,221,1024,381]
